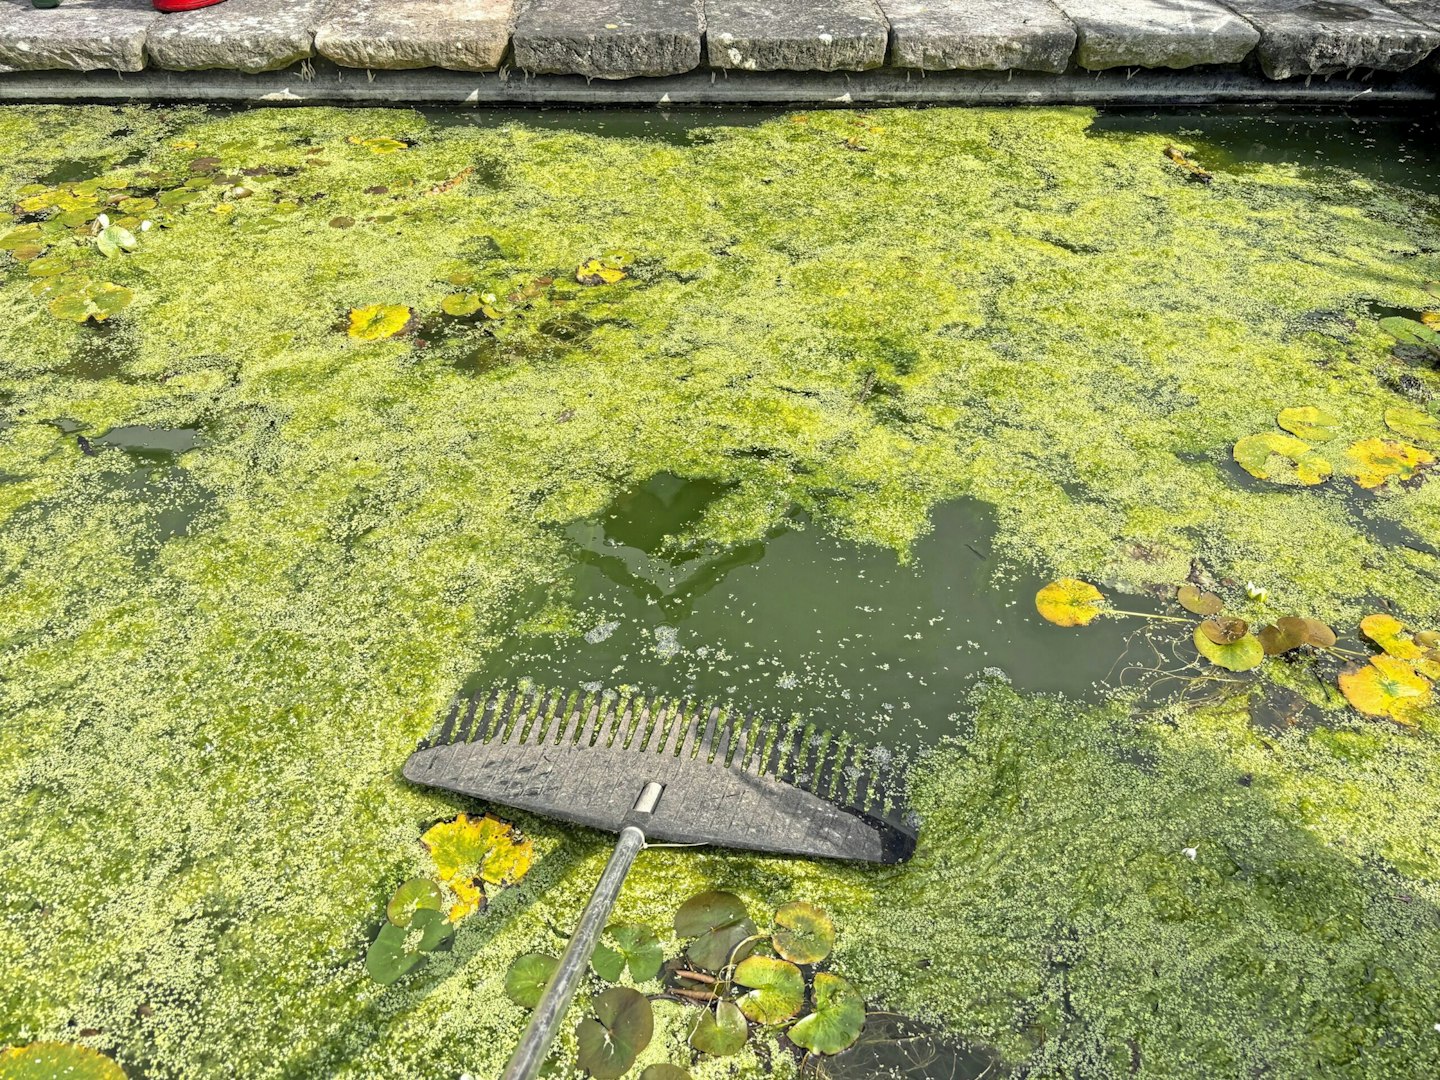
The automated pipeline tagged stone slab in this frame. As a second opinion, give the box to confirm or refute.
[147,0,329,74]
[1056,0,1260,69]
[706,0,889,70]
[882,0,1076,73]
[315,0,512,72]
[512,0,703,77]
[0,0,156,74]
[1227,0,1440,79]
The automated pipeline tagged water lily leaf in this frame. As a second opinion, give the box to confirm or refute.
[1276,406,1338,443]
[421,812,534,920]
[577,258,627,286]
[365,921,427,985]
[410,906,454,951]
[1342,437,1435,490]
[688,1000,749,1057]
[676,891,758,972]
[159,188,201,207]
[1193,626,1264,672]
[1338,656,1432,724]
[1232,433,1331,486]
[48,282,134,323]
[592,922,662,982]
[504,952,558,1009]
[576,987,653,1079]
[26,257,71,278]
[1,224,44,251]
[639,1067,693,1080]
[1176,584,1223,617]
[1379,315,1440,351]
[1416,630,1440,649]
[1359,613,1424,661]
[789,973,867,1056]
[347,303,413,342]
[441,292,482,317]
[0,1043,126,1080]
[1384,406,1440,447]
[1200,617,1248,645]
[386,877,444,927]
[735,955,805,1024]
[1035,579,1105,627]
[362,137,409,154]
[1259,616,1336,656]
[96,225,139,258]
[772,901,835,964]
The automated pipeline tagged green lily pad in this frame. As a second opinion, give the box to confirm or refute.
[1379,315,1440,351]
[0,1043,126,1080]
[386,877,443,927]
[504,952,558,1009]
[1276,406,1337,442]
[96,225,139,258]
[575,987,653,1079]
[1232,433,1331,486]
[1176,585,1223,617]
[771,901,835,965]
[441,292,482,317]
[676,891,758,972]
[592,922,663,982]
[688,999,749,1057]
[735,955,805,1024]
[410,907,453,951]
[1384,406,1440,447]
[788,973,866,1055]
[1193,626,1265,672]
[48,281,134,324]
[1,224,44,250]
[639,1066,693,1080]
[365,922,426,985]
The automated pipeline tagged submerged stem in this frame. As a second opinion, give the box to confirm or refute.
[1104,608,1195,624]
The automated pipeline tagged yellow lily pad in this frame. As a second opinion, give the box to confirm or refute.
[1232,433,1331,486]
[1384,407,1440,448]
[421,812,534,921]
[347,304,412,342]
[577,258,627,286]
[1193,626,1264,672]
[0,1043,126,1080]
[1035,579,1105,627]
[1341,437,1434,490]
[1338,656,1432,725]
[1276,406,1338,442]
[1359,613,1423,660]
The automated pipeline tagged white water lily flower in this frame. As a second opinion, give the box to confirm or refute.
[1245,582,1269,603]
[140,220,153,232]
[1182,847,1198,860]
[96,213,110,228]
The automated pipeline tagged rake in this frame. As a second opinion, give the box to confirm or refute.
[403,684,919,1080]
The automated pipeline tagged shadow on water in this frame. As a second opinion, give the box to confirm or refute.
[473,473,1182,749]
[807,1013,1009,1080]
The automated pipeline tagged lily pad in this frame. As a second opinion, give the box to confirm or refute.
[386,877,444,927]
[1379,315,1440,352]
[1176,584,1223,617]
[1276,406,1338,442]
[591,922,663,982]
[1035,579,1105,627]
[441,292,482,317]
[504,952,559,1009]
[1199,617,1248,645]
[789,973,867,1056]
[675,891,757,972]
[734,955,805,1024]
[688,1000,749,1057]
[577,253,629,286]
[421,812,534,920]
[365,912,444,986]
[96,224,139,258]
[0,224,44,250]
[1232,433,1331,486]
[48,282,134,324]
[1359,613,1424,661]
[1384,406,1440,447]
[1259,616,1336,656]
[0,1043,126,1080]
[347,303,413,342]
[639,1067,693,1080]
[1338,656,1433,725]
[1193,626,1265,672]
[575,987,654,1079]
[772,901,836,965]
[362,137,408,154]
[1341,437,1435,490]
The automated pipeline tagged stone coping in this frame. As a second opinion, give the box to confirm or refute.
[0,59,1435,105]
[1,0,1439,83]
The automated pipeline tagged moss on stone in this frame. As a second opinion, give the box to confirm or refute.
[1,105,1439,1078]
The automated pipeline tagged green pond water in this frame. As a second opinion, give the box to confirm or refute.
[2,103,1440,1080]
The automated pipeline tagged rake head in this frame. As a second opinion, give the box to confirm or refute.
[403,685,918,865]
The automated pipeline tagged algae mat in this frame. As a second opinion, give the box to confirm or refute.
[2,105,1440,1079]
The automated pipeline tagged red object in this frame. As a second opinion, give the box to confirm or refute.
[154,0,227,11]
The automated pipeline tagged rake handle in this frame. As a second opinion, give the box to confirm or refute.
[501,825,647,1080]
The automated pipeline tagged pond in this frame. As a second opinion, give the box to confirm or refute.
[1,103,1439,1080]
